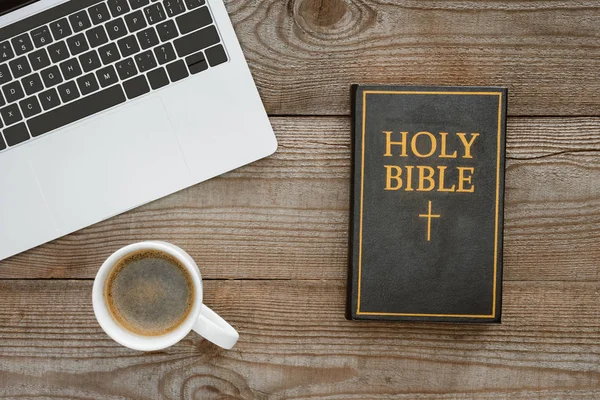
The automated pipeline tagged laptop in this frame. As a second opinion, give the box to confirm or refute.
[0,0,277,261]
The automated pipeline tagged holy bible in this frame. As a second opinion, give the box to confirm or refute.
[347,85,507,323]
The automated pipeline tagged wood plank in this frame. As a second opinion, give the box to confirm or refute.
[226,0,600,116]
[0,280,599,399]
[0,117,598,280]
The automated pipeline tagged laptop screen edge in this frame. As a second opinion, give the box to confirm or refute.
[0,0,42,17]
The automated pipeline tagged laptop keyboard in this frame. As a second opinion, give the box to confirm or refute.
[0,0,228,152]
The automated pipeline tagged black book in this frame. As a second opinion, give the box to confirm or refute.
[348,85,507,323]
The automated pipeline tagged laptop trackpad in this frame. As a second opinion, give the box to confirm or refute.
[28,97,190,233]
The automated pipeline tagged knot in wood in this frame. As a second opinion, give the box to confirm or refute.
[298,0,348,27]
[291,0,372,39]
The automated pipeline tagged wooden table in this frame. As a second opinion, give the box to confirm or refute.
[1,1,599,398]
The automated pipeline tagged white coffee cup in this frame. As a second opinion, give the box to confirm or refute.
[92,241,239,351]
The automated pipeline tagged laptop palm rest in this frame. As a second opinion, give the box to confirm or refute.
[27,96,191,234]
[0,151,57,260]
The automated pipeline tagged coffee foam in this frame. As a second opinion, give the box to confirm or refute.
[105,249,195,336]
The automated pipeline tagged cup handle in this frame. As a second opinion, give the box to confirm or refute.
[192,304,239,349]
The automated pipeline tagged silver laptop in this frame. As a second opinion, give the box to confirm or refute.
[0,0,277,261]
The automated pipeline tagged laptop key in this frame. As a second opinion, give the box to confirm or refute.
[106,18,128,41]
[67,34,89,56]
[41,66,63,87]
[144,3,166,24]
[96,65,119,87]
[154,42,176,64]
[137,28,159,49]
[176,6,212,35]
[123,75,150,99]
[134,50,157,73]
[49,18,72,40]
[10,56,32,79]
[12,34,34,56]
[0,64,12,85]
[79,50,102,73]
[185,51,207,74]
[205,44,227,67]
[174,25,220,57]
[147,67,169,89]
[108,0,131,17]
[57,81,80,103]
[1,104,23,126]
[86,26,109,48]
[164,0,186,17]
[3,81,25,103]
[89,3,111,25]
[0,135,5,151]
[125,10,147,32]
[69,10,92,33]
[22,73,44,95]
[184,0,205,10]
[77,73,100,96]
[39,88,61,110]
[118,35,140,57]
[60,58,83,80]
[48,41,69,63]
[31,26,53,48]
[130,0,150,9]
[28,85,127,137]
[3,122,29,146]
[19,96,42,118]
[0,41,14,63]
[166,59,188,82]
[116,57,138,80]
[28,48,51,70]
[99,43,120,65]
[156,20,178,42]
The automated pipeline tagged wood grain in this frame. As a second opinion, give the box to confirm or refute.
[225,0,600,116]
[0,279,599,399]
[1,117,598,281]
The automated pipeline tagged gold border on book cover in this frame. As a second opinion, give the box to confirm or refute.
[356,90,503,318]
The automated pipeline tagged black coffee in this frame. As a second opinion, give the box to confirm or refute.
[105,250,195,336]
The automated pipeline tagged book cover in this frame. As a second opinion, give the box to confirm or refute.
[347,85,507,323]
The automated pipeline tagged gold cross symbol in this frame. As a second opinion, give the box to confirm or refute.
[419,200,440,242]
